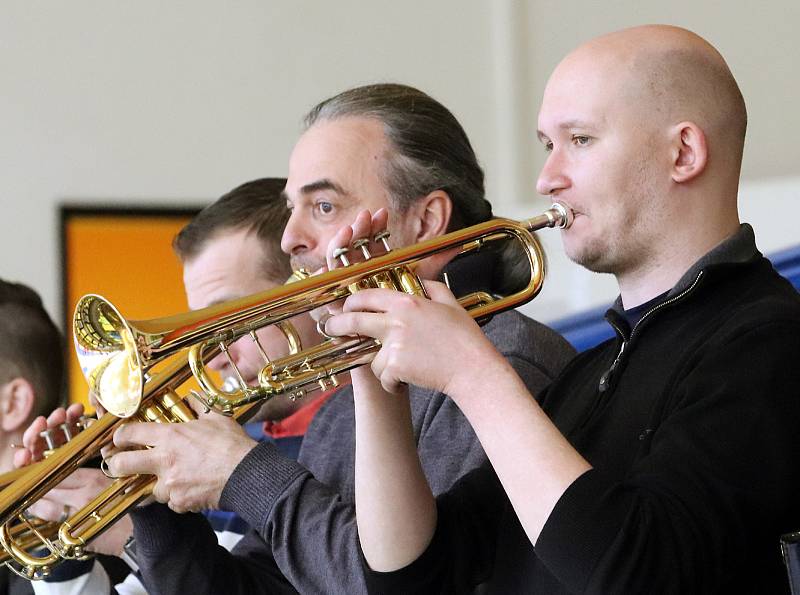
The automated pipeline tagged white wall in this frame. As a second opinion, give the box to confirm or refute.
[1,1,798,327]
[0,1,502,323]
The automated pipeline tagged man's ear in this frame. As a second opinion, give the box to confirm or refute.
[671,121,708,183]
[410,190,453,242]
[0,378,36,432]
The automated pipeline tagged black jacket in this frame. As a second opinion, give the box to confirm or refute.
[367,225,800,594]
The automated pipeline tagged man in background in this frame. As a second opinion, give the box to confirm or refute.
[0,279,64,468]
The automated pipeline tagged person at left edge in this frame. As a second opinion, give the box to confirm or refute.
[15,179,322,594]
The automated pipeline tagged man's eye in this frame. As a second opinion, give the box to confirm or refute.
[316,202,334,215]
[543,141,553,153]
[572,135,590,146]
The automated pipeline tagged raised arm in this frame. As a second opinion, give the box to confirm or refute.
[351,366,437,571]
[326,284,591,555]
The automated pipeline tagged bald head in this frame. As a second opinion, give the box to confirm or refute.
[563,26,747,170]
[537,26,745,296]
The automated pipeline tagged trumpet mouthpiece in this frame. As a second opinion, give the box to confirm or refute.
[550,203,573,229]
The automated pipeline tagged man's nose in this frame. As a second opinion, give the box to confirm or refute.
[281,208,315,258]
[536,149,571,196]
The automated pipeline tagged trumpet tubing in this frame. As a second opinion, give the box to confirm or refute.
[0,203,572,579]
[0,357,199,578]
[75,203,571,417]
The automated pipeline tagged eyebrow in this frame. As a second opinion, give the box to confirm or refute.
[282,178,349,203]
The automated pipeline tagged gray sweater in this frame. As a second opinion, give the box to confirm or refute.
[130,309,575,594]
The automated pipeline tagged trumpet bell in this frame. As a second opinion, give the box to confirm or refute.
[73,295,144,418]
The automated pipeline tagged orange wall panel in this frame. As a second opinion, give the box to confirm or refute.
[63,211,197,409]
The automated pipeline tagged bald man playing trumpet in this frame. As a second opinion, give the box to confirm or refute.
[325,25,800,593]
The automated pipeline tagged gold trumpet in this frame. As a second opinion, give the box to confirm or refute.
[0,466,59,567]
[0,416,96,570]
[0,203,571,579]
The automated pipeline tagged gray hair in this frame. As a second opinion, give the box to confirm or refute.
[304,83,493,231]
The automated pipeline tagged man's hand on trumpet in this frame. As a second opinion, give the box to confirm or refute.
[319,207,501,398]
[25,468,132,557]
[106,399,257,513]
[13,403,134,556]
[304,207,391,331]
[13,402,86,467]
[324,281,500,397]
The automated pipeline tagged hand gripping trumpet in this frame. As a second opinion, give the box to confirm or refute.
[0,203,571,579]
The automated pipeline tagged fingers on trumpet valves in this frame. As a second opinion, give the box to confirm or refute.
[327,209,393,270]
[31,404,91,458]
[38,418,84,456]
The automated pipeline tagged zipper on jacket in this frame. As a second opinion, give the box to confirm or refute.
[597,271,705,394]
[598,322,627,394]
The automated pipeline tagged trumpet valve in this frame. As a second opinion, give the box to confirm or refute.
[332,247,351,267]
[352,238,372,260]
[317,374,339,392]
[287,268,311,283]
[374,230,392,252]
[59,423,74,442]
[39,428,58,457]
[76,415,94,430]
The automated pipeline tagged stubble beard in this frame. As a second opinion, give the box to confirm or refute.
[570,148,661,275]
[568,239,614,274]
[290,254,327,275]
[568,206,655,277]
